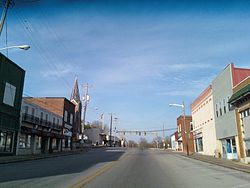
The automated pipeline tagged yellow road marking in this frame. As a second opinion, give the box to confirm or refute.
[70,150,130,188]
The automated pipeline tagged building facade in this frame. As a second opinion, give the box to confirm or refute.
[229,76,250,163]
[84,127,106,146]
[0,53,25,156]
[24,97,75,150]
[176,115,195,154]
[170,131,178,151]
[191,85,218,156]
[19,99,63,155]
[212,63,250,160]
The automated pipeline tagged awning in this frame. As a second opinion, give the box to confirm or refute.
[229,84,250,104]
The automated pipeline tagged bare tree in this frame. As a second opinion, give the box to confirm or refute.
[128,140,138,148]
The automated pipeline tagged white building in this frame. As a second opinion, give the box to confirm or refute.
[19,99,63,155]
[191,85,218,156]
[170,132,177,151]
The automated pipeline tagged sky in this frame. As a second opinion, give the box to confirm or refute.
[1,0,250,141]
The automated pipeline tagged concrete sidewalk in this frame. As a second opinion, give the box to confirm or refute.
[0,148,92,164]
[175,151,250,173]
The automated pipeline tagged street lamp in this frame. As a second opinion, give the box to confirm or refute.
[169,101,189,155]
[0,45,30,51]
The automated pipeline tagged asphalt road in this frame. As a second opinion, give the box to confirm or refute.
[0,148,250,188]
[0,147,125,188]
[84,149,250,188]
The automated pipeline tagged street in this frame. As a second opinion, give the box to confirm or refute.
[0,148,250,188]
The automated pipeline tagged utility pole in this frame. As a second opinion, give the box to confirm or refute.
[82,83,90,141]
[109,113,113,147]
[163,123,165,149]
[0,0,10,37]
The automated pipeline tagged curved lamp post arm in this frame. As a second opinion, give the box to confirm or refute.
[0,45,30,51]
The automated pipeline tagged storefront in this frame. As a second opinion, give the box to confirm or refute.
[0,53,25,156]
[221,137,237,160]
[193,131,203,153]
[19,99,63,155]
[0,130,14,153]
[229,77,250,163]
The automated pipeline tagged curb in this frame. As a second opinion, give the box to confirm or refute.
[179,154,250,174]
[0,149,91,165]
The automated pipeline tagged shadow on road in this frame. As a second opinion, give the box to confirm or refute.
[0,147,126,183]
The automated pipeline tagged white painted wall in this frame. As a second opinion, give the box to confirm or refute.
[192,94,218,156]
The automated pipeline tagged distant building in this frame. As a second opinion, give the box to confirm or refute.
[70,78,82,142]
[191,85,218,156]
[176,115,194,154]
[212,63,250,160]
[25,97,75,150]
[170,131,178,151]
[84,127,106,146]
[229,76,250,163]
[19,99,63,155]
[0,53,25,156]
[106,135,121,147]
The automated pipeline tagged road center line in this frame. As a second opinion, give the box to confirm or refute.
[70,150,130,188]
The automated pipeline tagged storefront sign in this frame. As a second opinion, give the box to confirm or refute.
[64,123,72,130]
[63,129,72,137]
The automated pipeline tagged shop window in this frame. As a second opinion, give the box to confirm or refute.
[198,137,203,152]
[232,138,237,153]
[3,82,16,107]
[52,139,57,149]
[226,139,232,153]
[62,139,65,148]
[36,136,41,149]
[246,141,250,157]
[0,131,13,152]
[19,134,31,149]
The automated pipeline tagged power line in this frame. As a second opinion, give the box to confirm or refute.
[12,7,72,91]
[117,127,177,134]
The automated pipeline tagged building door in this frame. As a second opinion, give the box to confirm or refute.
[222,138,237,160]
[41,137,46,153]
[222,140,227,159]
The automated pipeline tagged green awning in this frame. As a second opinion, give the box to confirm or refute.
[229,84,250,104]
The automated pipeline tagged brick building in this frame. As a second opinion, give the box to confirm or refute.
[19,99,63,155]
[176,115,195,155]
[24,97,75,150]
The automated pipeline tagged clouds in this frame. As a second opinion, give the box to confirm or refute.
[5,1,250,137]
[41,64,74,78]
